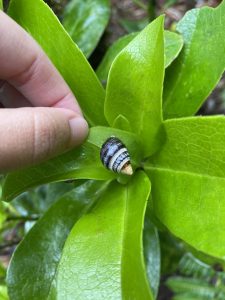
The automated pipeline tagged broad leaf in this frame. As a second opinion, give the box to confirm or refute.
[149,116,225,178]
[144,218,160,298]
[96,33,137,83]
[0,0,2,10]
[145,116,225,258]
[48,172,153,299]
[8,0,106,126]
[147,168,225,260]
[105,16,165,157]
[163,1,225,119]
[62,0,110,58]
[2,127,141,201]
[97,30,183,84]
[7,180,107,300]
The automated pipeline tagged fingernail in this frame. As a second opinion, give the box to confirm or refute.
[68,117,89,147]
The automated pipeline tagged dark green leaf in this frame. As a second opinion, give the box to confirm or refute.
[163,2,225,119]
[62,0,110,58]
[12,181,76,217]
[144,218,160,298]
[48,172,153,299]
[97,30,183,87]
[119,18,149,33]
[2,127,141,201]
[8,0,107,126]
[7,180,107,300]
[105,16,165,157]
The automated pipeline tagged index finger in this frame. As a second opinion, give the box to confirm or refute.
[0,11,82,114]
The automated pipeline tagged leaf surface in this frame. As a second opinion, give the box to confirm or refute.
[62,0,110,58]
[7,181,107,300]
[144,218,160,298]
[145,116,225,259]
[105,16,165,157]
[0,0,2,10]
[49,171,153,299]
[2,127,141,201]
[8,0,106,126]
[97,30,182,83]
[163,1,225,119]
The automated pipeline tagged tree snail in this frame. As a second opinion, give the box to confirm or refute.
[100,137,133,175]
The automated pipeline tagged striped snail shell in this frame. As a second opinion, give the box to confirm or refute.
[100,137,133,175]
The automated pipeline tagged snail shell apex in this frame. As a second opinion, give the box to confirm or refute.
[100,137,133,176]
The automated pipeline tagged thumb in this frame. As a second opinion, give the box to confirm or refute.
[0,107,88,173]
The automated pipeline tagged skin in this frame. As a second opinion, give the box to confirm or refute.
[0,11,89,173]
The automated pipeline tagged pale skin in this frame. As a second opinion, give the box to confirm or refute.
[0,11,89,173]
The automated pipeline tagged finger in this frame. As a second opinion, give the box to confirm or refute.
[0,81,32,108]
[0,11,81,114]
[0,108,88,173]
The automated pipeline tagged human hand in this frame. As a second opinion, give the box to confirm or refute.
[0,11,88,173]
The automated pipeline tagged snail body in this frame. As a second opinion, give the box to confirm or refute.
[100,137,133,175]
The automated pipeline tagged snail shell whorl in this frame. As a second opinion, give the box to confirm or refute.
[100,137,133,175]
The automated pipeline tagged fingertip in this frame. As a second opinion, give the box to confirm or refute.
[68,117,89,147]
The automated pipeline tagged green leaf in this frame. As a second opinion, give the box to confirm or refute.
[167,276,223,300]
[48,171,153,299]
[12,181,75,217]
[0,286,8,300]
[144,218,160,298]
[96,33,138,83]
[2,127,141,201]
[97,30,183,87]
[163,1,225,119]
[119,18,149,33]
[105,16,165,157]
[145,116,225,259]
[0,0,3,10]
[112,114,132,131]
[8,0,107,126]
[62,0,110,58]
[164,31,183,68]
[7,180,107,300]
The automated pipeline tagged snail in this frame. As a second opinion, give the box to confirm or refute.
[100,137,133,175]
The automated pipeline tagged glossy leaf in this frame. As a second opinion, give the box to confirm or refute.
[164,30,183,68]
[145,116,225,258]
[62,0,110,58]
[7,180,107,300]
[149,116,225,178]
[97,30,182,89]
[146,167,225,259]
[49,171,153,299]
[8,0,106,126]
[163,1,225,119]
[105,16,164,157]
[12,181,76,217]
[96,33,138,83]
[2,127,141,201]
[144,218,160,298]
